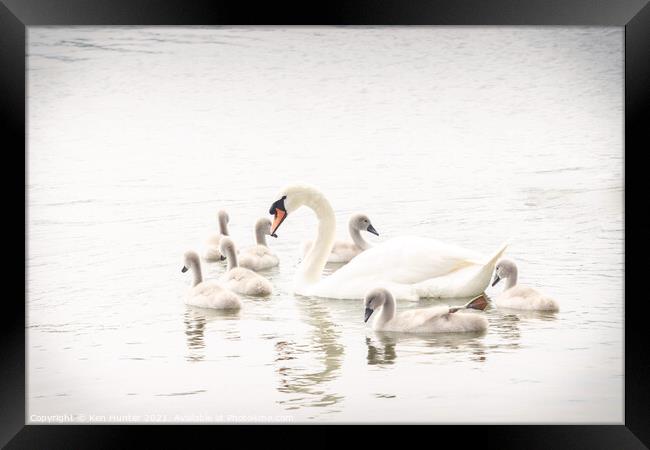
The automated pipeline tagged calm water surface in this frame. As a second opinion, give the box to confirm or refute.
[27,27,623,423]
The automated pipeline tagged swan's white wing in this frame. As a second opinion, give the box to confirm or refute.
[305,236,506,300]
[325,236,484,284]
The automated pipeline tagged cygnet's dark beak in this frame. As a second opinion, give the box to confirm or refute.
[364,307,374,323]
[220,255,226,261]
[367,223,379,236]
[181,266,188,273]
[491,273,501,287]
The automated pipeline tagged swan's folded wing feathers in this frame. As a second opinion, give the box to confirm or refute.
[396,306,449,329]
[305,236,500,300]
[186,280,238,309]
[205,232,223,246]
[223,269,246,282]
[244,245,269,258]
[336,236,485,285]
[233,269,248,281]
[190,281,219,297]
[503,285,538,298]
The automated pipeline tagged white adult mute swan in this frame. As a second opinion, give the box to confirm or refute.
[268,184,507,300]
[302,213,379,263]
[491,259,559,311]
[364,288,489,333]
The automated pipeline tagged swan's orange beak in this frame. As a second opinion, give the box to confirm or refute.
[270,208,286,236]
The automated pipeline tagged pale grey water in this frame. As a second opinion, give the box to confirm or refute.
[27,27,623,423]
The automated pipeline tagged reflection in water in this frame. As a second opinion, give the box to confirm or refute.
[489,311,522,348]
[366,336,396,366]
[184,310,206,362]
[275,298,344,414]
[488,302,559,351]
[367,329,489,365]
[498,308,560,322]
[183,306,240,362]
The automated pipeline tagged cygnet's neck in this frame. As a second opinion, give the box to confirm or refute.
[376,295,396,326]
[190,259,203,286]
[224,245,238,270]
[505,266,518,289]
[349,223,370,250]
[255,222,268,247]
[219,215,229,236]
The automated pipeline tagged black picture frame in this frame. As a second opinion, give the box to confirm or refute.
[2,0,648,447]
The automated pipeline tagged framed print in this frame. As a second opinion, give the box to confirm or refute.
[2,0,648,447]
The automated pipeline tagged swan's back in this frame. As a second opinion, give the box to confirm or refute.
[377,306,488,333]
[307,236,504,300]
[239,245,279,271]
[334,236,484,283]
[185,280,241,310]
[329,241,363,263]
[222,267,273,296]
[497,285,559,311]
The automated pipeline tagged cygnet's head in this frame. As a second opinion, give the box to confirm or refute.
[182,250,200,273]
[363,287,393,323]
[217,210,229,223]
[219,236,236,257]
[350,213,379,236]
[256,217,274,237]
[492,259,517,286]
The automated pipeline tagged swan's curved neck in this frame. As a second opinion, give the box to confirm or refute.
[376,295,396,325]
[219,216,229,236]
[255,223,267,247]
[505,267,518,290]
[349,224,370,250]
[297,190,336,285]
[225,246,238,271]
[191,260,203,286]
